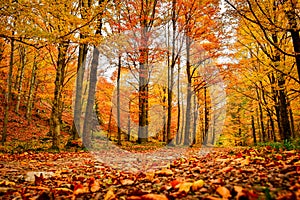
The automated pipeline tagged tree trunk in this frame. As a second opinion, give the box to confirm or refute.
[192,92,198,145]
[72,43,88,140]
[278,74,291,140]
[15,44,26,114]
[180,89,185,145]
[176,59,181,145]
[127,100,131,141]
[26,51,38,122]
[285,1,300,81]
[288,102,295,138]
[138,36,149,144]
[251,115,257,145]
[82,46,99,148]
[203,86,210,145]
[184,36,192,146]
[2,36,14,145]
[117,55,122,145]
[272,31,291,140]
[256,88,266,142]
[50,42,69,150]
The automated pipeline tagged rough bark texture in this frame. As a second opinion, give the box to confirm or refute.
[72,43,88,140]
[176,60,181,145]
[26,52,38,122]
[2,37,14,145]
[50,42,68,150]
[15,44,26,114]
[82,46,99,148]
[184,36,192,146]
[117,55,121,145]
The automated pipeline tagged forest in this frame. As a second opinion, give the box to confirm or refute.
[0,0,300,199]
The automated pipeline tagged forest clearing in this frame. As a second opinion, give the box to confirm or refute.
[0,0,300,199]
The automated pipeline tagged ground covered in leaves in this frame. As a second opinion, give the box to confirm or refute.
[0,146,299,200]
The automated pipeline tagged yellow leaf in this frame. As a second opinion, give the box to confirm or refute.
[120,179,134,185]
[74,187,89,195]
[155,168,173,176]
[178,182,193,193]
[192,180,204,191]
[241,157,250,166]
[104,188,115,200]
[90,180,101,192]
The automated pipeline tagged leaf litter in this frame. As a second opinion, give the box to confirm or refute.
[0,146,299,199]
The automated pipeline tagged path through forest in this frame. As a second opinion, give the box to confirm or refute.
[0,147,299,199]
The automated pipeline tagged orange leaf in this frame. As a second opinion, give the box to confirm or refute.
[216,186,231,199]
[141,194,168,200]
[170,180,181,189]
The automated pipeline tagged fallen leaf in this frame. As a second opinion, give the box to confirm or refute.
[170,179,181,189]
[141,194,168,200]
[54,187,73,195]
[90,180,101,192]
[192,180,204,191]
[74,185,89,195]
[104,188,116,200]
[178,182,193,193]
[155,168,173,176]
[216,186,231,199]
[241,157,250,166]
[234,186,247,199]
[204,196,222,200]
[221,166,233,173]
[121,179,135,186]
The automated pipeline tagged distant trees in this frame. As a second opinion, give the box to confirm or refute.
[1,0,298,149]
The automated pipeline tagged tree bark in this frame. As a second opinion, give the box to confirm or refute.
[251,115,257,145]
[184,36,192,146]
[72,43,88,140]
[2,36,14,145]
[50,42,69,150]
[176,59,181,145]
[26,51,38,122]
[117,55,122,145]
[15,44,26,114]
[82,46,99,148]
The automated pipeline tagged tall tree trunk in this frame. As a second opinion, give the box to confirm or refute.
[285,1,300,81]
[26,51,38,122]
[256,88,266,142]
[180,88,185,145]
[176,59,181,145]
[192,92,198,145]
[184,35,192,146]
[272,31,291,140]
[278,74,291,140]
[166,0,177,145]
[251,115,257,145]
[203,86,209,145]
[50,42,69,150]
[117,55,122,145]
[127,100,131,141]
[72,43,88,140]
[15,44,26,114]
[2,36,14,145]
[82,46,99,148]
[138,31,149,144]
[108,107,112,140]
[288,102,295,138]
[161,86,167,142]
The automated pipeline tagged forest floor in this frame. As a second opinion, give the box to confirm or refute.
[0,145,300,200]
